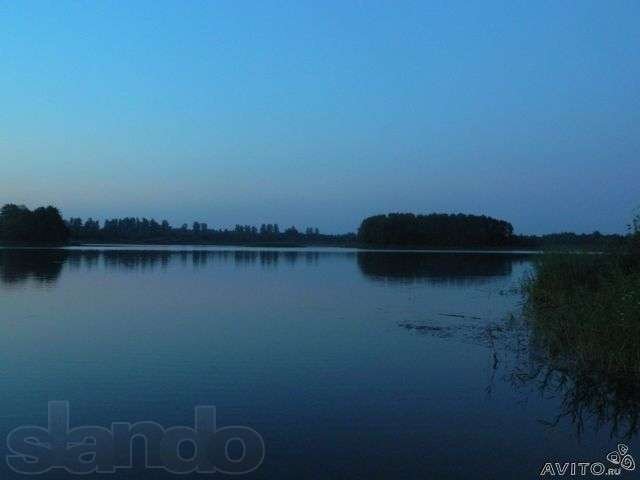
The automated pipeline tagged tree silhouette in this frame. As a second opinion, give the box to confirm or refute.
[0,204,69,243]
[358,213,514,247]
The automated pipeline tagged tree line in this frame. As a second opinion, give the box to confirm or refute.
[66,215,349,244]
[518,231,627,249]
[0,203,629,248]
[0,204,69,243]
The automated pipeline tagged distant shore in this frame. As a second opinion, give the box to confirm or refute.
[1,204,628,252]
[0,239,606,253]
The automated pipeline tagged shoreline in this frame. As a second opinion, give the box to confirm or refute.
[1,241,544,254]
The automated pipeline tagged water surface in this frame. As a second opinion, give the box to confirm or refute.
[0,248,634,478]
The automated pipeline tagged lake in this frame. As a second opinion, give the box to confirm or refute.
[0,247,635,479]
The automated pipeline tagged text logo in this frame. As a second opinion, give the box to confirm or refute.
[6,402,265,475]
[540,444,635,476]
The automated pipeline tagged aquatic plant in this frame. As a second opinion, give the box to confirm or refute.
[519,242,640,438]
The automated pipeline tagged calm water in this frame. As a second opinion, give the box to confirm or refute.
[0,247,635,479]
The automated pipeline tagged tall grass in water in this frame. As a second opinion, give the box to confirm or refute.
[522,245,640,437]
[525,252,640,376]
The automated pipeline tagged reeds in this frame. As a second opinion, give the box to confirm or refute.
[524,251,640,384]
[517,250,640,437]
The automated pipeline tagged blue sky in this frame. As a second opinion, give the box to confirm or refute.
[1,1,638,234]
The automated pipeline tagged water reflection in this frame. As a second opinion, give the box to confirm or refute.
[509,327,640,440]
[357,251,528,285]
[403,306,640,441]
[0,249,330,284]
[0,249,69,285]
[0,249,533,287]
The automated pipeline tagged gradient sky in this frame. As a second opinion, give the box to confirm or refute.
[1,1,638,234]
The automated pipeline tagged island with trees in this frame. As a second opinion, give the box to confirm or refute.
[358,213,515,247]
